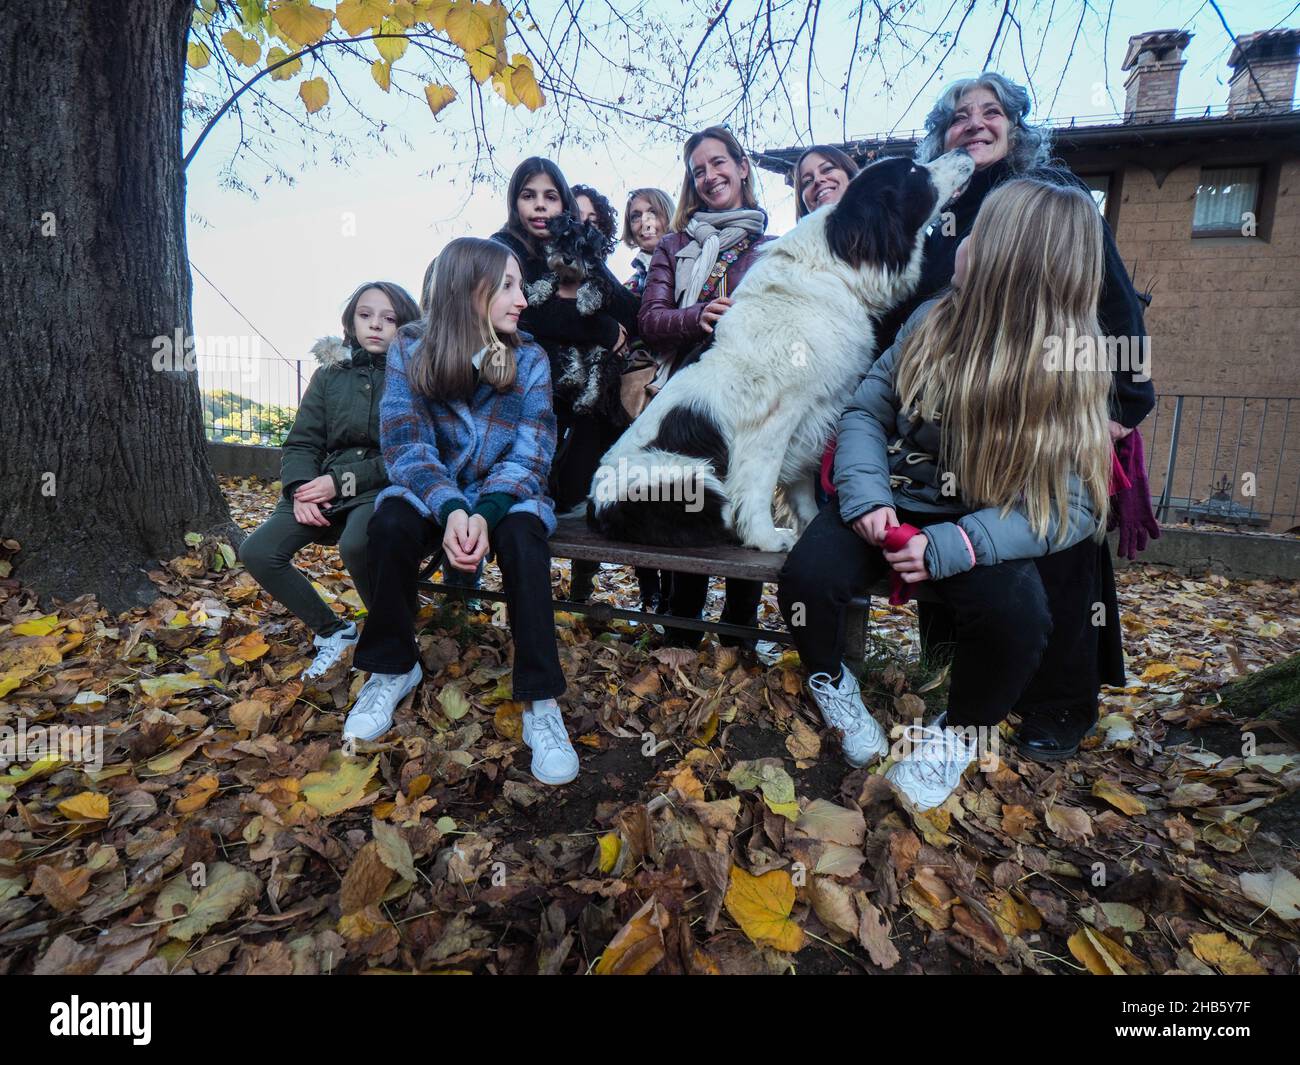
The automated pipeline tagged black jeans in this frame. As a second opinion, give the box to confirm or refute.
[354,498,566,702]
[665,573,764,648]
[776,506,1051,728]
[919,536,1125,725]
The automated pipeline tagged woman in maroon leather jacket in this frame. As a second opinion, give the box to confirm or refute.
[637,125,773,649]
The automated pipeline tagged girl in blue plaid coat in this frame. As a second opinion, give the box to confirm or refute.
[344,237,580,786]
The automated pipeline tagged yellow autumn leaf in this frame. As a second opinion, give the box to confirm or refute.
[1140,662,1179,682]
[493,701,523,741]
[1190,932,1267,975]
[445,1,492,52]
[510,54,544,111]
[187,41,212,69]
[270,0,334,46]
[594,895,668,975]
[1257,621,1284,638]
[57,791,110,821]
[371,59,392,91]
[724,866,805,953]
[267,45,304,80]
[303,755,380,816]
[299,76,330,114]
[336,0,389,35]
[467,44,500,83]
[1091,778,1148,816]
[491,66,519,105]
[412,0,453,30]
[224,631,269,664]
[596,833,621,873]
[1067,926,1129,975]
[12,614,60,637]
[375,16,408,61]
[220,28,262,67]
[175,773,221,814]
[143,729,215,777]
[139,672,207,704]
[424,82,457,116]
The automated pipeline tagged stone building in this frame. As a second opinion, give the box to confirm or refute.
[758,28,1300,531]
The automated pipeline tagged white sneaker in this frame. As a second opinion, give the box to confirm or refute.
[884,719,978,810]
[521,700,579,785]
[303,621,359,680]
[807,665,889,767]
[342,661,423,742]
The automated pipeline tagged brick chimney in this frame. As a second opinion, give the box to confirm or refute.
[1122,30,1192,123]
[1227,29,1300,115]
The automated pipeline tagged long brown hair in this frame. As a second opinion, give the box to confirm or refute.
[503,156,578,256]
[793,145,861,219]
[671,126,760,231]
[409,238,520,400]
[894,178,1112,542]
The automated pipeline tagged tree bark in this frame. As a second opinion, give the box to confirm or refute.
[0,0,236,612]
[1220,652,1300,737]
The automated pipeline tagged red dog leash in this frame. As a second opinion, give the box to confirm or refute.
[882,522,924,605]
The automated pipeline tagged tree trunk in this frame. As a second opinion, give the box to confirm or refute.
[0,0,236,612]
[1220,652,1300,737]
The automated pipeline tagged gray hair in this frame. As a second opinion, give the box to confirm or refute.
[914,72,1052,172]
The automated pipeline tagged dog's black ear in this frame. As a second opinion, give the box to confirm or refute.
[826,159,936,274]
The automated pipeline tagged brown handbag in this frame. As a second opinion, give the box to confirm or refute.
[619,349,660,422]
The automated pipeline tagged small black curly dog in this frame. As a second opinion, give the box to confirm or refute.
[525,214,625,420]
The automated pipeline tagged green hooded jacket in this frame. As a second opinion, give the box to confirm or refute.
[279,336,388,515]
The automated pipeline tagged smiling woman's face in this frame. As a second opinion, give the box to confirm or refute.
[797,152,851,213]
[690,137,747,212]
[943,86,1010,169]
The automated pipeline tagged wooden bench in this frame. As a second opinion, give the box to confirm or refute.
[418,514,937,668]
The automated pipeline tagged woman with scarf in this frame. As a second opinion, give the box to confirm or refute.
[637,126,774,649]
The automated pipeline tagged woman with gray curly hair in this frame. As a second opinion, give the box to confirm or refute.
[868,72,1156,766]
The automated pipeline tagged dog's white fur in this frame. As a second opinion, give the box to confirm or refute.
[590,152,975,551]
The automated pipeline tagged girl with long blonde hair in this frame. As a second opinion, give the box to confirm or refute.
[778,178,1112,810]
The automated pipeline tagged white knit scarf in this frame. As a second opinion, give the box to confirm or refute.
[673,208,767,308]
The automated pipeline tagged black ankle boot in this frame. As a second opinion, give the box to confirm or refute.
[1013,706,1097,762]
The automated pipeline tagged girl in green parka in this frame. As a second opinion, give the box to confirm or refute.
[240,280,420,680]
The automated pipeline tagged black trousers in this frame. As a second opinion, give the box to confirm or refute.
[354,498,566,702]
[919,536,1125,724]
[663,572,764,647]
[776,506,1051,728]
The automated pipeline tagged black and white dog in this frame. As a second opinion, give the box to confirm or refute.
[587,149,975,551]
[527,214,624,418]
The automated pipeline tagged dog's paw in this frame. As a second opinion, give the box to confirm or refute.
[749,527,797,552]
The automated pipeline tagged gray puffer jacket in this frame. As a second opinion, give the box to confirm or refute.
[834,299,1102,580]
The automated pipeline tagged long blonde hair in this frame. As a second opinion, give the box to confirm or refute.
[410,237,519,400]
[894,178,1112,542]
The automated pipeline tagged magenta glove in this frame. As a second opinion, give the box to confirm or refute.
[1109,427,1161,560]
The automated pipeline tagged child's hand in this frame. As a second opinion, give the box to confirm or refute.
[292,498,331,527]
[442,511,488,572]
[294,474,337,505]
[883,533,930,583]
[853,506,899,545]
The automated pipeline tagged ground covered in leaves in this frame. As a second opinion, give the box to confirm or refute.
[0,476,1297,975]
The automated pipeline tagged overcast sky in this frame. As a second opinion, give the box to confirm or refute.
[184,0,1295,402]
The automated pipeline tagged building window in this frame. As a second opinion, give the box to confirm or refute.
[1193,166,1261,236]
[1083,174,1110,216]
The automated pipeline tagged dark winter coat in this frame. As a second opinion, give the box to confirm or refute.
[637,230,774,369]
[279,337,388,515]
